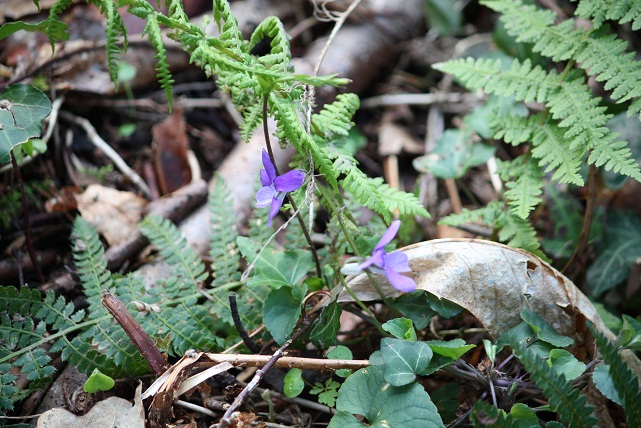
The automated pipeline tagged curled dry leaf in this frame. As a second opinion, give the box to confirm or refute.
[37,383,144,428]
[341,239,614,346]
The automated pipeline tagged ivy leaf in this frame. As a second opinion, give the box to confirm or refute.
[592,364,623,406]
[380,338,432,386]
[390,291,436,330]
[426,339,475,360]
[382,318,417,341]
[329,365,444,428]
[262,285,305,345]
[520,310,573,348]
[310,302,341,348]
[413,129,495,179]
[0,84,52,163]
[547,349,586,381]
[247,247,314,289]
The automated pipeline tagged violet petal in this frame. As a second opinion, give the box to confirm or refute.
[375,220,401,251]
[358,249,385,271]
[256,186,277,208]
[384,251,411,273]
[261,149,276,183]
[268,195,283,226]
[260,169,271,187]
[385,267,417,292]
[274,170,305,192]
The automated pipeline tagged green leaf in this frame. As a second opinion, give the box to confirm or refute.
[328,345,353,378]
[592,364,623,406]
[283,368,304,398]
[498,322,554,360]
[586,210,641,296]
[426,339,475,360]
[0,85,52,163]
[413,129,495,179]
[509,403,539,426]
[310,301,341,349]
[310,379,341,407]
[520,310,574,348]
[329,365,444,428]
[84,368,115,393]
[424,0,462,35]
[382,318,417,341]
[425,292,462,318]
[547,349,586,381]
[617,315,641,351]
[262,285,305,345]
[247,247,315,289]
[390,291,436,330]
[380,338,432,386]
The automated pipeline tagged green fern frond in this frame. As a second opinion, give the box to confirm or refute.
[142,15,175,109]
[528,114,586,185]
[441,201,543,256]
[311,93,360,144]
[435,57,641,180]
[589,139,641,180]
[506,337,598,428]
[498,155,543,219]
[213,0,246,53]
[209,177,242,286]
[248,16,291,70]
[139,215,208,293]
[470,401,522,427]
[71,217,112,318]
[589,324,641,426]
[484,0,641,116]
[575,0,641,30]
[43,0,72,50]
[91,0,127,84]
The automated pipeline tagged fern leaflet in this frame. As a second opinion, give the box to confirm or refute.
[142,15,175,109]
[498,155,543,219]
[209,177,242,286]
[505,337,598,428]
[575,0,641,31]
[589,324,641,426]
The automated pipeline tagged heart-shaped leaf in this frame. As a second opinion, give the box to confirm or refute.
[380,338,432,386]
[329,365,444,428]
[0,84,52,163]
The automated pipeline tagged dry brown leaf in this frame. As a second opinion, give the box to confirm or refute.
[37,383,144,428]
[75,184,146,246]
[340,239,613,345]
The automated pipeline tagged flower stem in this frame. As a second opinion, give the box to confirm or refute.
[339,276,387,337]
[262,95,323,279]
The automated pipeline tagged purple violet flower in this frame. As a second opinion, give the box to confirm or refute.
[357,220,417,292]
[255,149,305,226]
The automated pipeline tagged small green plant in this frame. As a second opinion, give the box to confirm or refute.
[430,0,641,252]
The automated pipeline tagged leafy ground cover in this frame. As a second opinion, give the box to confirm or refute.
[1,0,640,427]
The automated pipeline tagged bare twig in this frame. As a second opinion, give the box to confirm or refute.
[199,353,369,371]
[361,92,485,109]
[59,110,151,198]
[101,288,169,376]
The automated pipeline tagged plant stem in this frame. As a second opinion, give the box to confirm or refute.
[11,151,45,283]
[261,95,323,279]
[562,163,598,278]
[339,276,387,337]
